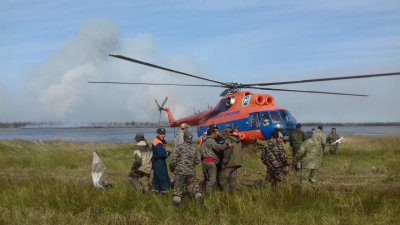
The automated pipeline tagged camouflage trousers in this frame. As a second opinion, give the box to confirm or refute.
[220,167,238,192]
[202,162,217,193]
[128,170,151,191]
[173,174,201,197]
[329,145,338,155]
[266,167,286,187]
[300,168,318,185]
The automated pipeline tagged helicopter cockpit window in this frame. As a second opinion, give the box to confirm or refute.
[249,113,260,128]
[269,111,281,123]
[217,99,229,112]
[260,112,270,126]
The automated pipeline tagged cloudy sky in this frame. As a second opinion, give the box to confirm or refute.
[1,0,399,123]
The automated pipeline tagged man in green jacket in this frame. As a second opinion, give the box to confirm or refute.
[298,131,324,185]
[202,126,232,193]
[220,126,243,192]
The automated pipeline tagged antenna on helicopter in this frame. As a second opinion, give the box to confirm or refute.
[155,97,168,125]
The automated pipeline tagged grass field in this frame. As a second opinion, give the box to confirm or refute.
[0,136,399,225]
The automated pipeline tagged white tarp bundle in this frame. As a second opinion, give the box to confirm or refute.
[331,136,344,145]
[91,152,106,189]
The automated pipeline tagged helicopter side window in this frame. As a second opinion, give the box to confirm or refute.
[249,113,260,128]
[269,111,281,123]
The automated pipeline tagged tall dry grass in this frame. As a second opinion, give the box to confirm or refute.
[0,136,399,225]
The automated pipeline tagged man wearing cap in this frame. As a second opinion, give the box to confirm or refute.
[128,133,152,191]
[202,126,233,193]
[220,125,243,192]
[175,123,190,147]
[261,131,289,187]
[151,128,171,193]
[289,123,305,170]
[169,131,203,205]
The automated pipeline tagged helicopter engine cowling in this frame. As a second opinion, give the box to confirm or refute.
[250,94,265,106]
[264,95,275,105]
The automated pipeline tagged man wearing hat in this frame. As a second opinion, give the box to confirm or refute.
[169,131,203,205]
[128,133,152,191]
[220,125,243,192]
[151,128,171,193]
[175,123,190,147]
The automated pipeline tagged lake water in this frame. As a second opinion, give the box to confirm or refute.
[0,126,399,144]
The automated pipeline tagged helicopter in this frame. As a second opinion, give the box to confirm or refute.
[89,54,400,143]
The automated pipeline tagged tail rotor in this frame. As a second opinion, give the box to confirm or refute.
[155,97,168,125]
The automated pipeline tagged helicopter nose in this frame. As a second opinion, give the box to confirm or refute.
[259,122,274,139]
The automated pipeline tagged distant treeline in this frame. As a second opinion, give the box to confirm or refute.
[0,121,167,128]
[302,122,400,127]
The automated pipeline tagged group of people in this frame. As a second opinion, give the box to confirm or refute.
[258,124,341,187]
[128,122,341,205]
[128,123,243,206]
[288,124,341,185]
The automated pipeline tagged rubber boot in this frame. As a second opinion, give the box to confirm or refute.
[172,196,181,206]
[195,192,204,205]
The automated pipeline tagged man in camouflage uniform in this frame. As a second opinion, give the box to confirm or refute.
[289,123,305,169]
[261,131,289,187]
[297,131,324,185]
[170,131,203,205]
[202,127,232,193]
[326,128,340,155]
[314,125,327,152]
[220,126,243,192]
[128,133,153,191]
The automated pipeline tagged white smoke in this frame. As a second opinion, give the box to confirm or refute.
[15,20,216,122]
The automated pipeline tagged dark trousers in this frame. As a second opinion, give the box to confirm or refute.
[152,159,170,192]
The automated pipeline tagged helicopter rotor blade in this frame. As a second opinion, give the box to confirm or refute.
[242,72,400,87]
[109,54,226,86]
[247,86,368,97]
[88,81,221,87]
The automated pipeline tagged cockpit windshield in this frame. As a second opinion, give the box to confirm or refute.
[279,110,296,123]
